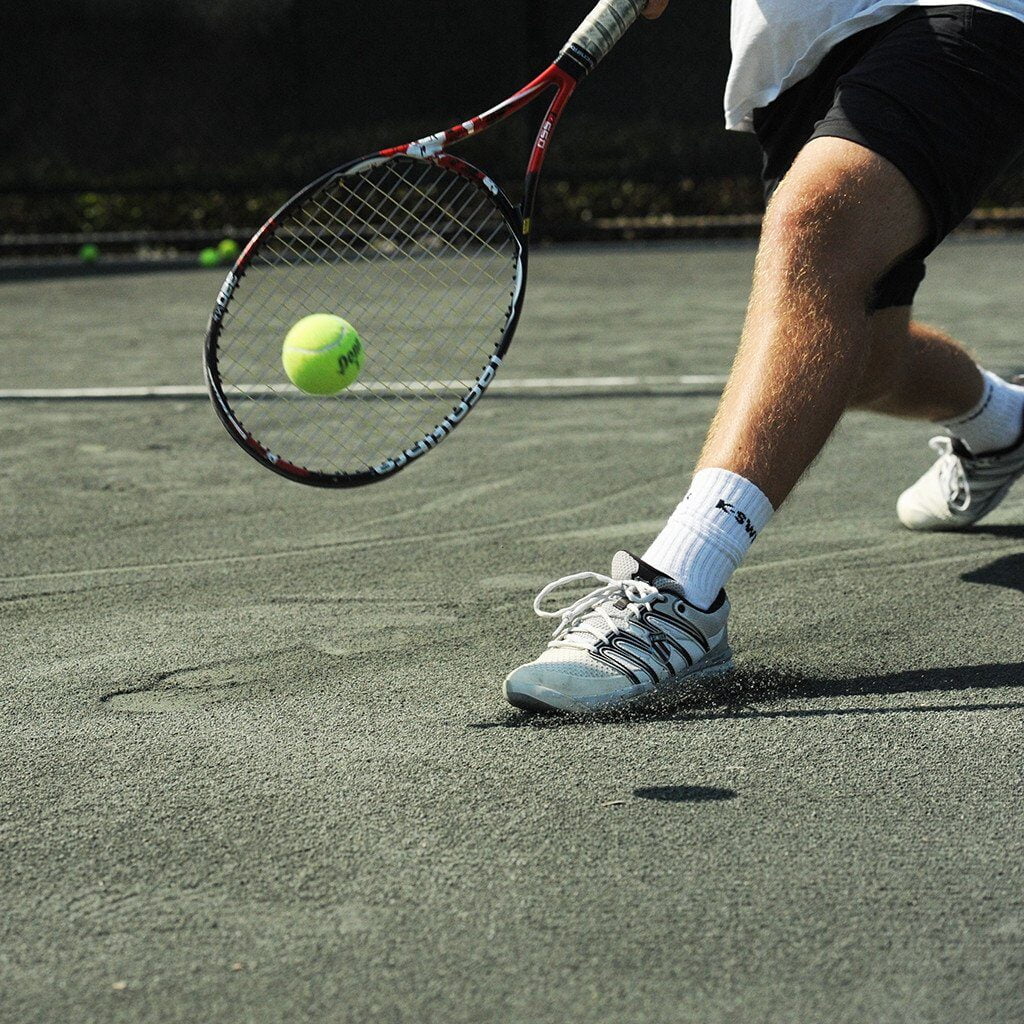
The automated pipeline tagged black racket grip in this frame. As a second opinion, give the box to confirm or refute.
[557,0,648,77]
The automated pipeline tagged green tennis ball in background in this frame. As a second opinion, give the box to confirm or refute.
[217,238,240,262]
[198,247,220,267]
[78,243,100,263]
[282,314,365,396]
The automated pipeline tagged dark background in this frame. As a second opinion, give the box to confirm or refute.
[0,0,760,233]
[2,0,1021,235]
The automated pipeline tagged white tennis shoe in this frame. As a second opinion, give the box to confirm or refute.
[897,418,1024,532]
[504,551,733,714]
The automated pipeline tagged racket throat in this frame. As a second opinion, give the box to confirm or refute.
[520,72,576,230]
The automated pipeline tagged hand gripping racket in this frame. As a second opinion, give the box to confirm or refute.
[204,0,650,487]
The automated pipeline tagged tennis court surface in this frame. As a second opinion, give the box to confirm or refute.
[3,238,1022,1024]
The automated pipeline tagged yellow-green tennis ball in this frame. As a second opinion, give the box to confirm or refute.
[78,243,99,263]
[282,314,364,395]
[198,247,220,267]
[217,238,240,262]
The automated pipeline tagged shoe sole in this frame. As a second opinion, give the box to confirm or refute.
[503,647,735,716]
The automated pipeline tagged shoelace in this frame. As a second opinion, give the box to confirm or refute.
[930,436,971,512]
[534,572,660,649]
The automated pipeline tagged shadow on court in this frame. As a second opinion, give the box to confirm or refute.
[961,551,1024,594]
[633,785,738,802]
[968,524,1024,539]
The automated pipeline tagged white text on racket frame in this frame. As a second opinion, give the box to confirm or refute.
[372,356,503,476]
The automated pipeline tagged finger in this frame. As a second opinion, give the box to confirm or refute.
[642,0,669,18]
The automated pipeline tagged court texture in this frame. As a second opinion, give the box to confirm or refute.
[2,237,1022,1024]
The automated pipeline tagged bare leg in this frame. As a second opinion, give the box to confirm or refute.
[851,309,984,421]
[697,137,935,508]
[639,135,1010,604]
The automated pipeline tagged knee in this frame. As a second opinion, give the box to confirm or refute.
[759,178,882,296]
[756,141,928,301]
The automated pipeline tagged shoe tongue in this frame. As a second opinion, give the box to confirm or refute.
[611,550,685,598]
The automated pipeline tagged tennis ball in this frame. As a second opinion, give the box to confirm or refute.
[217,238,240,262]
[198,247,220,267]
[78,243,99,263]
[282,314,364,395]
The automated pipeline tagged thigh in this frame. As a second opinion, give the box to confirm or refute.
[815,7,1024,248]
[755,5,1024,307]
[761,136,930,291]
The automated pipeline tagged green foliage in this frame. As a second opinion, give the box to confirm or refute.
[0,190,291,235]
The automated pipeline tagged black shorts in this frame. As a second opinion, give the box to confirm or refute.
[752,5,1024,309]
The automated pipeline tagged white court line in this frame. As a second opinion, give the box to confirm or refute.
[0,375,728,401]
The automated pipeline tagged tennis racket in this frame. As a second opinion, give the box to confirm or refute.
[204,0,650,487]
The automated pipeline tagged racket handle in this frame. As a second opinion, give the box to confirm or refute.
[558,0,648,76]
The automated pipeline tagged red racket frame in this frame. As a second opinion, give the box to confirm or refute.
[381,59,581,238]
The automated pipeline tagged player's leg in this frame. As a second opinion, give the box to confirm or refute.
[852,309,984,421]
[646,5,1024,589]
[505,137,926,715]
[639,137,932,611]
[694,136,928,510]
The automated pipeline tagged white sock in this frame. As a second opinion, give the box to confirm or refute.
[642,468,774,609]
[942,369,1024,455]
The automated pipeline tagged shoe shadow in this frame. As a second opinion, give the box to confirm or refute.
[962,552,1024,594]
[633,785,737,803]
[469,661,1024,729]
[967,523,1024,540]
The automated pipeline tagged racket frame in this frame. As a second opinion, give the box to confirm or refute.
[205,152,527,487]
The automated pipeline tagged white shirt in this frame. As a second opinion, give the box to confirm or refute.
[726,1,1024,131]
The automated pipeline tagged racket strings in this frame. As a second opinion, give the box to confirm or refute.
[312,180,512,379]
[213,157,520,477]
[224,167,511,401]
[278,185,512,456]
[357,170,513,270]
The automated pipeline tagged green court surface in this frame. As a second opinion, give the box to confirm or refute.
[2,239,1022,1024]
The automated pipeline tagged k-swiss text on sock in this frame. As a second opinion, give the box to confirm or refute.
[714,499,758,540]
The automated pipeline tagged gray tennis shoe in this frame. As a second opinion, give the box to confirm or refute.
[504,551,733,714]
[897,415,1024,531]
